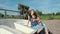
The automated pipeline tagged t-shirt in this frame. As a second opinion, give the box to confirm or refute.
[30,18,46,30]
[30,19,41,27]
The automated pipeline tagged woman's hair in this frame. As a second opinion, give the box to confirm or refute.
[28,9,37,19]
[32,14,37,19]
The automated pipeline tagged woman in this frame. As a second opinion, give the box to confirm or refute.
[27,9,48,34]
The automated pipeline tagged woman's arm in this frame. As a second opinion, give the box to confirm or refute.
[27,15,30,26]
[37,17,40,20]
[37,20,43,26]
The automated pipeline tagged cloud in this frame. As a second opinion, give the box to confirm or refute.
[0,0,11,9]
[0,4,9,9]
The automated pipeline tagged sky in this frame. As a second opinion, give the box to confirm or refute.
[0,0,60,14]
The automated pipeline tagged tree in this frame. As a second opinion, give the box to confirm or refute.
[56,12,60,15]
[35,10,42,19]
[52,13,55,15]
[36,10,42,16]
[0,13,4,18]
[18,4,29,19]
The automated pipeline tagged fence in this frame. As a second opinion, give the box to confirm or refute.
[0,9,20,19]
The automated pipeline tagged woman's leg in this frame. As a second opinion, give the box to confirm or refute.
[37,28,43,34]
[36,25,48,34]
[36,28,48,34]
[45,28,48,34]
[33,26,43,34]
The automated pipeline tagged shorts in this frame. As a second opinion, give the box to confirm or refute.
[32,24,46,30]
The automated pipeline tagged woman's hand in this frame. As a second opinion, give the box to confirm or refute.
[24,25,28,26]
[32,19,39,22]
[32,19,35,22]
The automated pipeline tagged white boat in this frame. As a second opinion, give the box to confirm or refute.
[0,19,36,34]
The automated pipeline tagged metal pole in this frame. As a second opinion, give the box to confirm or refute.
[5,10,7,19]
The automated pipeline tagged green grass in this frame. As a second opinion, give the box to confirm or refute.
[53,15,60,20]
[39,15,60,20]
[40,15,49,20]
